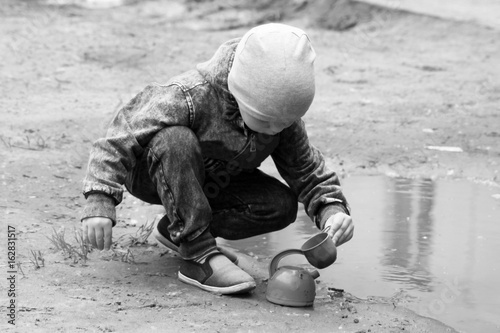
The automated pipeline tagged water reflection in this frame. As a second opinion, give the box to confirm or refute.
[381,178,435,292]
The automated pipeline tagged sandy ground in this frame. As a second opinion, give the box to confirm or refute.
[1,0,499,332]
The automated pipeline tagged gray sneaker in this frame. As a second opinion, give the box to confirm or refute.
[178,251,256,294]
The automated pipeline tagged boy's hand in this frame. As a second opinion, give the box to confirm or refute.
[82,217,113,250]
[323,212,354,247]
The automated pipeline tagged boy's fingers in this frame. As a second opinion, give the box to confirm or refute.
[325,225,335,238]
[95,228,104,250]
[331,217,349,245]
[332,232,342,246]
[336,223,354,247]
[103,226,112,251]
[88,227,98,249]
[324,215,343,238]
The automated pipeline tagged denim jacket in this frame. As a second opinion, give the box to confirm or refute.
[82,38,349,229]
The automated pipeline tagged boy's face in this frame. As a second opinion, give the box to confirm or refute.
[239,107,296,135]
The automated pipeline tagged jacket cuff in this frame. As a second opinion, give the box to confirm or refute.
[81,193,117,227]
[315,203,349,230]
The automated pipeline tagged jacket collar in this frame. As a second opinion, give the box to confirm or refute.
[196,38,241,122]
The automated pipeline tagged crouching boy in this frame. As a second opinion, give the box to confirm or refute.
[81,23,354,294]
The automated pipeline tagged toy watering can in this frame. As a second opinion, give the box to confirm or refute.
[266,231,337,307]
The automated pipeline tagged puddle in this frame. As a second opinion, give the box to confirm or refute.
[220,176,500,333]
[123,171,500,332]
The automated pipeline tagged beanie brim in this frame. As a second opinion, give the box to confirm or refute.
[229,82,308,122]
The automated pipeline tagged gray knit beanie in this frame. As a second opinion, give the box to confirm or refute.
[228,23,316,122]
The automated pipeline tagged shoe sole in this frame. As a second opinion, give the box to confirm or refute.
[178,271,256,295]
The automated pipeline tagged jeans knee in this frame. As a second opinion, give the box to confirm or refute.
[148,126,201,161]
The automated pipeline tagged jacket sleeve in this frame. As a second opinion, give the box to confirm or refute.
[81,84,190,224]
[271,120,350,229]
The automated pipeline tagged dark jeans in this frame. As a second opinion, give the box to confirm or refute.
[125,126,298,260]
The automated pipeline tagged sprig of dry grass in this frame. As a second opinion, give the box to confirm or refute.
[29,250,45,269]
[46,227,91,264]
[108,247,136,264]
[116,219,155,248]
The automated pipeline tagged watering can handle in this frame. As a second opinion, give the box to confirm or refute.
[268,249,304,278]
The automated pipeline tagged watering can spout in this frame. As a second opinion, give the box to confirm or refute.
[309,269,320,280]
